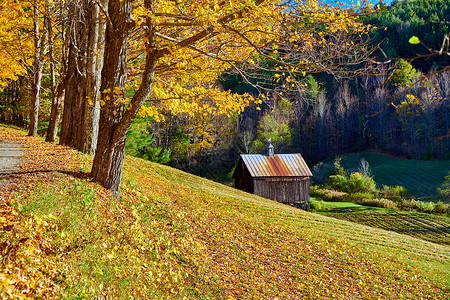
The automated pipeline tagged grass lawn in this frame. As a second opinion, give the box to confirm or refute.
[310,197,382,212]
[318,152,450,201]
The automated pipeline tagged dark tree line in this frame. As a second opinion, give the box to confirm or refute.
[366,0,450,71]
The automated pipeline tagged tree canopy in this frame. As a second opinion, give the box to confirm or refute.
[0,0,33,85]
[0,0,375,195]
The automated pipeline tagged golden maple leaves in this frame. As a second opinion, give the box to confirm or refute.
[0,1,34,85]
[123,0,373,123]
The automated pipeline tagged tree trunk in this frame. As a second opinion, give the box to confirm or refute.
[89,0,108,155]
[46,3,65,143]
[82,0,107,154]
[59,40,87,147]
[28,1,47,137]
[28,60,44,137]
[91,0,133,196]
[91,0,157,196]
[45,85,65,142]
[59,0,105,153]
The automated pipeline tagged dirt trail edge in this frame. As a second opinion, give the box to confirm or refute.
[0,140,23,178]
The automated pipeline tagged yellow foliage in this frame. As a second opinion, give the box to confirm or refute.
[122,0,371,123]
[0,0,34,85]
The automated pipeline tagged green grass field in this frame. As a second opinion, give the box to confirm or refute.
[320,152,450,201]
[2,127,450,298]
[310,199,450,245]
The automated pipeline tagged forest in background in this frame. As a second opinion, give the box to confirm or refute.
[123,0,450,181]
[0,0,449,183]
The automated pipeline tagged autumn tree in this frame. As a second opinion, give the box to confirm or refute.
[28,0,54,137]
[86,0,373,196]
[16,0,370,196]
[0,1,33,85]
[45,0,68,143]
[0,1,34,128]
[0,0,34,127]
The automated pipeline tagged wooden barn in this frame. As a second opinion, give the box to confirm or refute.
[232,145,312,210]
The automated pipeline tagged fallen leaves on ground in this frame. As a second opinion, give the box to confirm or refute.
[0,125,448,299]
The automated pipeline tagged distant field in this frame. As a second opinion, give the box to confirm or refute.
[322,152,450,201]
[310,199,450,245]
[325,210,450,245]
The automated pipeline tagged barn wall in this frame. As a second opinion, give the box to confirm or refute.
[254,177,310,210]
[234,162,254,193]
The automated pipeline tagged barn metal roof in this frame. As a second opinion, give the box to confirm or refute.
[240,154,312,177]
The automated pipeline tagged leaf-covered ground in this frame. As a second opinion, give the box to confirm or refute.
[0,126,449,299]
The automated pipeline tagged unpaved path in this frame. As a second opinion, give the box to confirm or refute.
[0,140,23,175]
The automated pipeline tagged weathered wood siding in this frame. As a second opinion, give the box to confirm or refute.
[254,177,310,210]
[234,160,254,193]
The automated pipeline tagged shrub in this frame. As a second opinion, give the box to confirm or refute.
[309,187,347,202]
[400,199,449,214]
[333,156,347,176]
[438,173,450,202]
[345,192,375,202]
[357,198,398,210]
[433,201,449,214]
[379,185,408,202]
[417,201,436,213]
[401,199,423,211]
[310,200,326,211]
[309,185,321,195]
[326,175,349,192]
[348,172,377,193]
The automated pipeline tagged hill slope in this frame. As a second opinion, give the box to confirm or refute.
[0,126,449,298]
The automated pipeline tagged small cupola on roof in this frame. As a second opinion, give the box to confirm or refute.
[267,143,274,157]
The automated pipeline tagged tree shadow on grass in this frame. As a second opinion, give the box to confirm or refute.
[0,170,91,180]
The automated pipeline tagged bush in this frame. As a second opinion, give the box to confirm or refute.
[326,175,349,192]
[310,200,326,211]
[348,172,377,193]
[357,198,398,210]
[417,201,436,213]
[325,172,377,194]
[434,201,448,214]
[333,156,346,176]
[309,185,321,195]
[400,199,449,214]
[401,199,424,211]
[379,185,408,202]
[345,192,375,202]
[309,187,347,202]
[438,173,450,202]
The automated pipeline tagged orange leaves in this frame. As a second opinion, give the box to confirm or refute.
[0,198,62,299]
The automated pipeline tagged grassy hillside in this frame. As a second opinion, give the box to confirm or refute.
[1,126,449,298]
[319,152,450,201]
